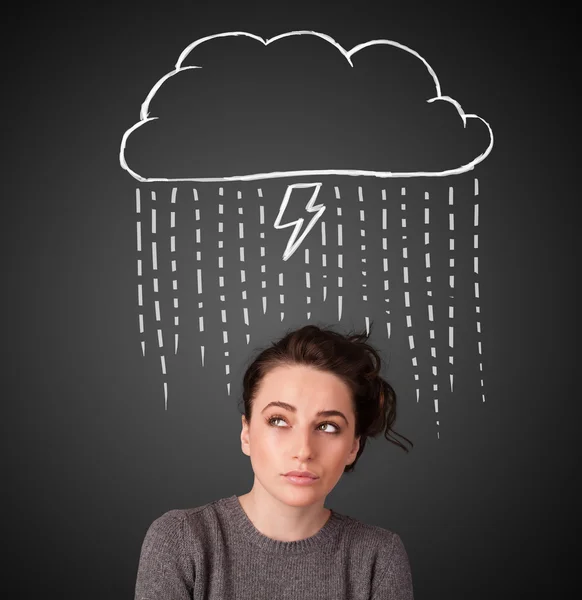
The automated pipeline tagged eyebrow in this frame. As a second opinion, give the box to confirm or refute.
[261,401,349,426]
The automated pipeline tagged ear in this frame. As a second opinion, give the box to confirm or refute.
[347,435,360,466]
[240,415,250,457]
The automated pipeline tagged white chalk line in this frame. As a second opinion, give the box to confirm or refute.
[151,190,168,407]
[424,190,440,428]
[238,190,251,346]
[321,219,328,303]
[400,188,420,402]
[305,247,311,320]
[136,188,145,357]
[335,186,343,321]
[474,178,486,402]
[193,187,205,368]
[279,272,284,321]
[358,186,370,336]
[217,197,231,394]
[170,187,179,355]
[448,186,455,394]
[258,188,267,317]
[381,188,391,340]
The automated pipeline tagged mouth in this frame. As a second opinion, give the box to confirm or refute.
[284,470,319,479]
[283,473,319,485]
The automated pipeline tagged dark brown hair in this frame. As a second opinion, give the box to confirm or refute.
[239,322,413,473]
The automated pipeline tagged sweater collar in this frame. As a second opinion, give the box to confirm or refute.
[220,495,349,554]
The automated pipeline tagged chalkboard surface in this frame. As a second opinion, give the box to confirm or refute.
[6,2,577,599]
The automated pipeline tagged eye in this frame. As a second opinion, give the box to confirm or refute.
[268,416,287,427]
[266,415,341,434]
[318,422,340,434]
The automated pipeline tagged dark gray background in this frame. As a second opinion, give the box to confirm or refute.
[5,2,577,599]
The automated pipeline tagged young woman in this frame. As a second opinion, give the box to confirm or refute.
[134,323,414,599]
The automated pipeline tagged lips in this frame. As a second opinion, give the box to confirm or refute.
[284,470,319,479]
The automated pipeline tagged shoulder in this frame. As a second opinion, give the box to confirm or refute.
[135,502,224,595]
[338,512,410,567]
[156,498,220,523]
[142,497,223,551]
[337,513,412,595]
[339,512,402,547]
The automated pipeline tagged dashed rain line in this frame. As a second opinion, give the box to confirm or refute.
[258,188,267,316]
[474,178,486,402]
[424,190,439,434]
[238,190,251,345]
[217,187,231,394]
[170,187,179,355]
[305,247,311,320]
[193,187,205,367]
[381,188,391,340]
[335,186,343,321]
[136,188,145,357]
[151,190,168,408]
[358,186,370,335]
[401,187,420,402]
[279,271,285,321]
[448,186,455,393]
[321,219,328,302]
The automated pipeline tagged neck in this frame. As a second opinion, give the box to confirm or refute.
[238,482,331,542]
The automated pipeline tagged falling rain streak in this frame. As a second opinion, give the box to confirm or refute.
[136,189,145,357]
[170,187,179,355]
[321,219,328,303]
[400,188,421,404]
[149,190,168,407]
[334,186,343,321]
[134,180,487,431]
[305,247,311,320]
[259,189,267,317]
[193,187,205,369]
[381,188,391,340]
[448,186,455,395]
[474,178,486,402]
[424,191,440,434]
[239,192,251,345]
[217,188,231,395]
[358,186,370,336]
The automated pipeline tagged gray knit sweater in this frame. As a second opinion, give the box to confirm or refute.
[134,495,414,599]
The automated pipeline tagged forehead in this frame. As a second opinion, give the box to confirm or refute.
[255,364,353,410]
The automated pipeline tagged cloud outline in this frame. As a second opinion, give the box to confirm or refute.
[119,30,494,182]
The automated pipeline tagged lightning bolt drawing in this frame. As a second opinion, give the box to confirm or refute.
[274,182,325,261]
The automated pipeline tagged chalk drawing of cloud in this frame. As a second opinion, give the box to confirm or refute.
[119,30,493,182]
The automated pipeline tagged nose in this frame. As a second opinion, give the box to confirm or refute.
[292,427,316,462]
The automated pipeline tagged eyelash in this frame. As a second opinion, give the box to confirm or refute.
[266,414,342,434]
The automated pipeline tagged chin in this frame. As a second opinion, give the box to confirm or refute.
[283,496,319,508]
[279,487,323,506]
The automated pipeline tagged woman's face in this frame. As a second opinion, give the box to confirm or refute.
[241,364,360,507]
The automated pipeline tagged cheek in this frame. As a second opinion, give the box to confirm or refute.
[250,427,281,455]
